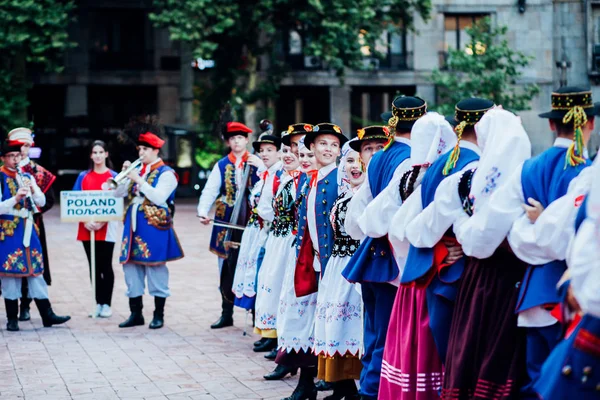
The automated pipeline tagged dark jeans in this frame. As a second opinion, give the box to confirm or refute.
[82,241,115,306]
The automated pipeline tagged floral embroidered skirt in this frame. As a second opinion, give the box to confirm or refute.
[277,249,318,354]
[313,254,364,381]
[254,232,294,338]
[232,224,262,310]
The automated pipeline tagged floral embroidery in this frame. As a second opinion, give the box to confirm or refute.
[132,236,151,259]
[328,340,340,348]
[224,164,236,207]
[482,167,501,196]
[2,248,26,273]
[31,249,43,267]
[0,219,18,241]
[259,313,276,328]
[346,339,360,347]
[141,205,171,229]
[120,237,129,258]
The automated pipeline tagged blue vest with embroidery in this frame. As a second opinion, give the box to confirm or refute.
[296,168,337,275]
[516,146,590,313]
[400,147,480,287]
[342,141,411,283]
[120,164,184,265]
[209,155,259,258]
[0,171,44,277]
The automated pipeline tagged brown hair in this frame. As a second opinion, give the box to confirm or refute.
[89,140,114,170]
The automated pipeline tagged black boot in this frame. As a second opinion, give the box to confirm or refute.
[253,337,277,352]
[264,364,298,380]
[119,296,145,328]
[264,348,278,360]
[5,299,19,332]
[34,298,71,327]
[281,367,317,400]
[19,296,31,321]
[254,337,268,347]
[149,297,165,329]
[324,380,358,400]
[316,380,334,391]
[210,297,233,329]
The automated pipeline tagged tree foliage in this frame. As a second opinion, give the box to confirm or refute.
[0,0,75,132]
[430,17,539,115]
[151,0,432,124]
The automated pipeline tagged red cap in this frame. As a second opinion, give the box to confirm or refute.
[137,132,165,149]
[226,122,252,134]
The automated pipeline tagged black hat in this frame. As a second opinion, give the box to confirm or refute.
[281,123,313,146]
[452,97,495,127]
[252,134,281,152]
[1,140,23,156]
[381,111,392,123]
[445,115,458,127]
[386,96,427,131]
[304,123,349,148]
[349,126,391,152]
[539,86,596,119]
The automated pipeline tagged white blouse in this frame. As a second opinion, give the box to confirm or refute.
[567,218,600,318]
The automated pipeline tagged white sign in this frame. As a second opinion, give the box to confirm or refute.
[60,190,124,222]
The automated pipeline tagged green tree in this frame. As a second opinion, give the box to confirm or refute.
[151,0,432,125]
[0,0,75,132]
[431,17,539,115]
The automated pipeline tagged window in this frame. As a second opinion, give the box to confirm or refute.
[591,6,600,72]
[360,28,410,70]
[444,14,488,52]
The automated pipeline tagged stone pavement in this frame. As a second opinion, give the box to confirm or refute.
[0,202,333,400]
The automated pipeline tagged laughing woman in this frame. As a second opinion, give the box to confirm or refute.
[313,139,365,400]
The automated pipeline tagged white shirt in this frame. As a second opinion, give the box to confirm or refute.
[0,169,46,213]
[256,162,283,223]
[307,163,337,272]
[345,136,411,241]
[114,159,178,207]
[197,153,246,217]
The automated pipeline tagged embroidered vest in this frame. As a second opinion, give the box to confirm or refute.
[0,170,44,277]
[120,164,184,265]
[516,146,590,313]
[331,194,361,258]
[342,141,411,283]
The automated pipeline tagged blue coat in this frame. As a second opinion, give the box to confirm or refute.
[516,146,590,313]
[342,140,411,283]
[0,170,44,277]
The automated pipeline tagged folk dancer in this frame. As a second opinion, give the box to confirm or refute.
[374,111,458,399]
[0,139,70,331]
[114,131,184,329]
[382,100,492,400]
[232,129,282,312]
[73,140,119,318]
[8,127,56,321]
[313,138,366,399]
[534,157,600,400]
[198,116,260,329]
[454,87,595,396]
[278,123,347,400]
[409,109,531,399]
[256,136,301,379]
[342,96,426,400]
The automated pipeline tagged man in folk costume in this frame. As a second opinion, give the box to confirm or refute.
[380,100,491,400]
[453,87,595,396]
[8,127,56,322]
[114,129,184,330]
[342,96,425,400]
[198,106,260,329]
[277,123,347,400]
[0,139,70,331]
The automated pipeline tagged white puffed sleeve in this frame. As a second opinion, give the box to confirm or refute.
[345,177,372,241]
[567,219,600,318]
[389,186,423,258]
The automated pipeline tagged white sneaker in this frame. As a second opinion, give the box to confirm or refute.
[89,304,102,318]
[99,304,112,318]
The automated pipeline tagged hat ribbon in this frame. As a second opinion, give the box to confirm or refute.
[442,121,467,176]
[563,106,587,168]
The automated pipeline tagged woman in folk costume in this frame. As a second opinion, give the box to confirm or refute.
[0,139,70,332]
[114,122,184,330]
[313,138,365,400]
[232,127,282,312]
[8,127,56,321]
[254,136,301,376]
[534,157,600,400]
[277,123,347,400]
[376,112,457,399]
[405,109,531,399]
[382,100,493,400]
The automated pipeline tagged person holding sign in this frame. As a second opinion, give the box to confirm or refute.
[73,140,118,318]
[0,139,70,331]
[113,130,184,330]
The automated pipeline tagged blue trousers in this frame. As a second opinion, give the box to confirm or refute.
[521,323,562,398]
[360,282,398,399]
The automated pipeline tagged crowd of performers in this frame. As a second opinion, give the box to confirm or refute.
[199,87,600,400]
[0,118,183,331]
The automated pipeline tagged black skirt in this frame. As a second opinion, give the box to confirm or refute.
[442,245,528,400]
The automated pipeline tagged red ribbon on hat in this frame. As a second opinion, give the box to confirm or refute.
[138,132,165,149]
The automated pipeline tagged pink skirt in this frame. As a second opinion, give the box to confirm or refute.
[379,285,444,400]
